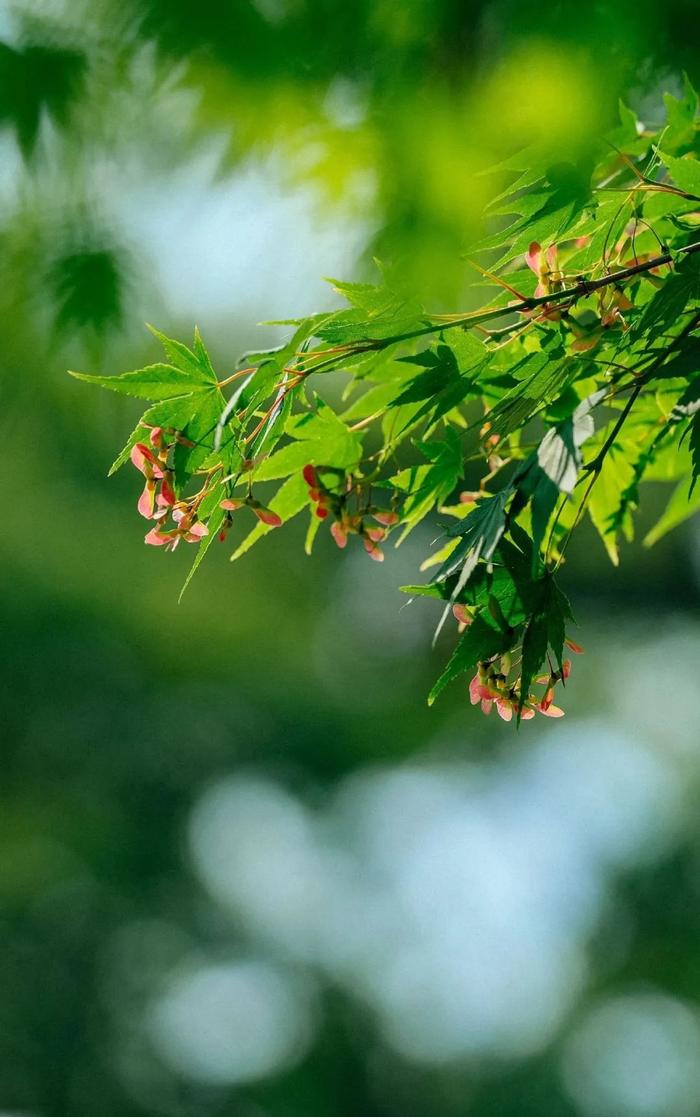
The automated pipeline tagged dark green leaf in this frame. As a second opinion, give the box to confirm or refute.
[428,615,512,706]
[520,611,549,718]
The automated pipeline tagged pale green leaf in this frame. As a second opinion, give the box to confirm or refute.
[643,477,700,547]
[69,364,210,401]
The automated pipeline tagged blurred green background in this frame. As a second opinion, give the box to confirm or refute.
[3,1,700,1114]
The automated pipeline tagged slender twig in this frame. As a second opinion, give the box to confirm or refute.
[597,182,700,202]
[299,240,700,371]
[552,379,643,568]
[217,366,256,389]
[582,382,644,476]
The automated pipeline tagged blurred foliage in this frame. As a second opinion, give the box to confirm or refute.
[0,36,86,156]
[3,1,700,1115]
[50,245,126,333]
[3,0,700,325]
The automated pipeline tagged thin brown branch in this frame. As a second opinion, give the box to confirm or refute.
[218,366,256,388]
[373,240,700,349]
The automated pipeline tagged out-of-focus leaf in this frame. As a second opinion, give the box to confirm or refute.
[643,476,700,546]
[662,74,699,151]
[0,40,86,157]
[661,151,700,198]
[49,249,124,334]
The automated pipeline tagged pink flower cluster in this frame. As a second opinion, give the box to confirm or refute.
[524,239,634,351]
[218,497,282,542]
[459,602,583,720]
[131,428,209,550]
[303,465,398,561]
[525,242,563,298]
